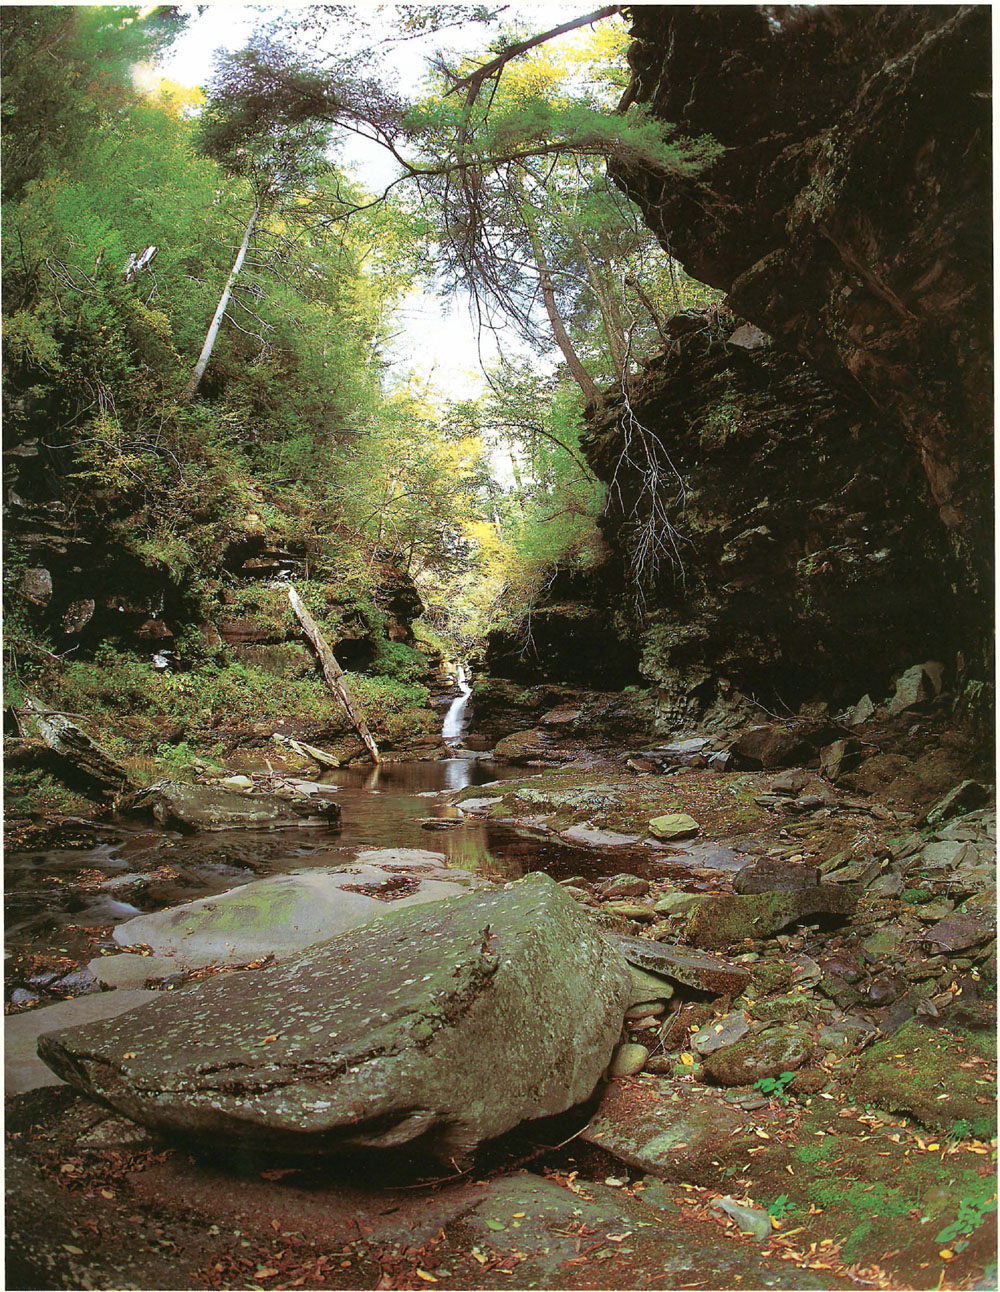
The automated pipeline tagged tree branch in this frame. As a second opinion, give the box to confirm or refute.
[445,6,621,103]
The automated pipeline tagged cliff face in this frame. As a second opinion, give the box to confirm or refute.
[615,5,992,685]
[582,326,954,729]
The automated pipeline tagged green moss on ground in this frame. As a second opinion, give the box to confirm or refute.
[852,1019,997,1138]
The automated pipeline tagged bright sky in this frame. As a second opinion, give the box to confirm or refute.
[154,3,593,400]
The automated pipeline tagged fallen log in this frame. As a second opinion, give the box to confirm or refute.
[20,696,133,792]
[287,585,380,764]
[273,732,341,769]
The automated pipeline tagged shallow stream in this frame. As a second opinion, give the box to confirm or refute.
[6,693,632,975]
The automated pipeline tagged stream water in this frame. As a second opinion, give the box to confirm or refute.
[5,682,629,978]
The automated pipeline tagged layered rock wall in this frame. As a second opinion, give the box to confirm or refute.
[615,5,992,688]
[582,327,955,726]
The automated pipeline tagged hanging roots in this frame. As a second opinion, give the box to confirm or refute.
[607,273,689,615]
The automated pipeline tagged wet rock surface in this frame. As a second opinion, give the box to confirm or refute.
[132,780,340,831]
[109,852,480,970]
[6,704,996,1290]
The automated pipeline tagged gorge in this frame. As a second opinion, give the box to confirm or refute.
[3,6,995,1291]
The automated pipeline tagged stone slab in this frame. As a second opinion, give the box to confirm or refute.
[613,934,751,995]
[39,873,634,1157]
[560,825,642,847]
[112,861,478,970]
[88,954,178,990]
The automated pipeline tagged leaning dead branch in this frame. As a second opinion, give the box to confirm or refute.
[287,584,380,764]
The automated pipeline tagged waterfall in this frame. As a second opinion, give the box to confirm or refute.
[442,664,472,745]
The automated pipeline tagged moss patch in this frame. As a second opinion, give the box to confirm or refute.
[852,1019,997,1137]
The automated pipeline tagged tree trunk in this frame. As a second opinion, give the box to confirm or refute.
[287,585,381,764]
[521,201,603,408]
[180,201,260,403]
[576,235,627,373]
[626,271,671,346]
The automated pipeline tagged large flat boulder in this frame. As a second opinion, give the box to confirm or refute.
[38,873,633,1158]
[686,886,858,949]
[112,856,481,970]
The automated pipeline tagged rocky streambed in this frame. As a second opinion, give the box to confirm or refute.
[5,702,998,1291]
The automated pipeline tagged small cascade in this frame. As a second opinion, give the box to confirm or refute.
[442,664,472,746]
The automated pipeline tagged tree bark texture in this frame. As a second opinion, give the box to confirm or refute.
[521,200,603,408]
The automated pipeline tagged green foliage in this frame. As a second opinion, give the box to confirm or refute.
[764,1194,796,1222]
[754,1070,796,1099]
[3,762,96,818]
[2,6,726,768]
[153,741,205,782]
[370,640,428,684]
[935,1176,998,1246]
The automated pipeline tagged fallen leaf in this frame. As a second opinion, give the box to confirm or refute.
[62,1245,84,1255]
[416,1269,438,1282]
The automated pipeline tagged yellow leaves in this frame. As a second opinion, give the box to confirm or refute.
[62,1245,84,1256]
[122,1052,137,1060]
[415,1269,438,1282]
[680,1052,695,1066]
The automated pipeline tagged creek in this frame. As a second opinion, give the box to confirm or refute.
[5,689,623,980]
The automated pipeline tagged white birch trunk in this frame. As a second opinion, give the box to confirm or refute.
[180,202,260,403]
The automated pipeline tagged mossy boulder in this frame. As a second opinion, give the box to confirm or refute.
[649,813,700,840]
[40,874,634,1157]
[851,1019,997,1137]
[703,1024,813,1086]
[686,887,857,949]
[492,729,574,766]
[749,991,813,1026]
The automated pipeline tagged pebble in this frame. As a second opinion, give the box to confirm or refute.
[626,1001,667,1021]
[609,1043,649,1077]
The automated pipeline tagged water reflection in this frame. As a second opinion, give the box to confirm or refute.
[6,755,652,967]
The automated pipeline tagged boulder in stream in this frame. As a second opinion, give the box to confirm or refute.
[111,854,481,970]
[38,872,633,1158]
[132,781,340,831]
